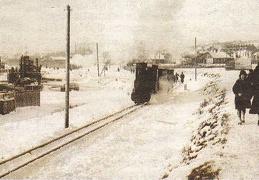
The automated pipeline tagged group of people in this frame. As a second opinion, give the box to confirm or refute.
[174,72,185,83]
[233,64,259,125]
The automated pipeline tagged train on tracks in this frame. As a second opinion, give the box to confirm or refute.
[131,62,174,104]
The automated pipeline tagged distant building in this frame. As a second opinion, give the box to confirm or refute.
[40,56,66,68]
[252,52,259,64]
[40,56,79,69]
[197,51,234,65]
[222,43,257,58]
[0,57,5,69]
[151,53,175,64]
[152,54,166,64]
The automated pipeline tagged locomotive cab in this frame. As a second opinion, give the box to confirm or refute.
[131,63,158,104]
[131,62,175,104]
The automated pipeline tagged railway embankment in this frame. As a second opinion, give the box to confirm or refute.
[164,73,230,179]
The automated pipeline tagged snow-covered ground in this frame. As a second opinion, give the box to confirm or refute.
[0,61,259,179]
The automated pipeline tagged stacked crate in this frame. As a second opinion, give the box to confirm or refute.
[0,92,15,115]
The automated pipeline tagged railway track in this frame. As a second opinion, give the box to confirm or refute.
[0,103,146,178]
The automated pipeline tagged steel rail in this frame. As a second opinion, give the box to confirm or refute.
[0,104,136,166]
[0,103,145,178]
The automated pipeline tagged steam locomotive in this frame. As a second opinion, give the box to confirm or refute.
[131,62,174,104]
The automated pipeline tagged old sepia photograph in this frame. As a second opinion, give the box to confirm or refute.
[0,0,259,179]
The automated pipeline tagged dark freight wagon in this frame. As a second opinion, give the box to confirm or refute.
[15,89,40,107]
[0,89,40,115]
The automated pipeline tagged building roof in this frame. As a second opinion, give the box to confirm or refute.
[200,51,231,58]
[50,56,66,61]
[153,54,165,60]
[210,52,229,58]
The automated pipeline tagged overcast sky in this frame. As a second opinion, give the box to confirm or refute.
[0,0,259,60]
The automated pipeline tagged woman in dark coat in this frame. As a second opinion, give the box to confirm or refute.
[233,70,252,124]
[249,65,259,125]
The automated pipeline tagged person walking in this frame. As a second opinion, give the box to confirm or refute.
[233,70,252,125]
[249,64,259,126]
[180,72,185,83]
[174,72,179,82]
[247,69,254,86]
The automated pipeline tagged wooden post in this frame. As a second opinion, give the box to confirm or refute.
[14,81,16,111]
[36,58,39,69]
[75,42,77,54]
[97,43,100,77]
[65,5,71,128]
[195,37,197,81]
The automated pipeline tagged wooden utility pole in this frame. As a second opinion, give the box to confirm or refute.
[75,42,77,54]
[195,37,197,81]
[96,43,100,77]
[65,5,70,128]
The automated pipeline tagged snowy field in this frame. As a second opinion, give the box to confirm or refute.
[0,62,259,179]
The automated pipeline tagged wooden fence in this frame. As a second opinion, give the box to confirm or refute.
[0,69,8,73]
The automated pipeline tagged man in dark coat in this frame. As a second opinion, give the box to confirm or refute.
[180,72,185,83]
[249,64,259,125]
[233,70,252,124]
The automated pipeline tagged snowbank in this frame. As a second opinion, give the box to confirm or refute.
[1,67,259,179]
